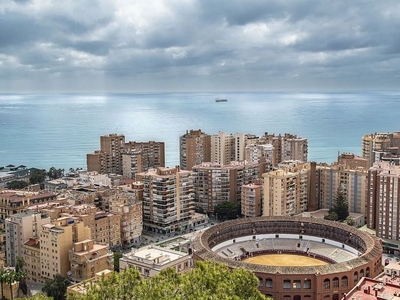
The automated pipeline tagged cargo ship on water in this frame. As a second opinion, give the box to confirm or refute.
[215,98,228,102]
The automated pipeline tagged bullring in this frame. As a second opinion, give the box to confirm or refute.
[193,216,383,300]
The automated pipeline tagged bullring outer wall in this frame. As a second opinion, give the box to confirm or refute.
[193,216,383,300]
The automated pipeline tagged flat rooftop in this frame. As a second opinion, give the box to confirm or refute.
[125,245,187,265]
[345,277,400,300]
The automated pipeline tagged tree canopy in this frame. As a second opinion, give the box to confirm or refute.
[29,169,47,185]
[47,167,64,180]
[214,201,241,220]
[6,181,28,190]
[42,274,71,300]
[325,187,349,221]
[64,261,270,300]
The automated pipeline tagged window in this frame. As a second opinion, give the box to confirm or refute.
[293,279,301,289]
[354,271,358,283]
[283,279,291,289]
[333,277,339,288]
[265,278,273,288]
[304,278,311,289]
[324,278,330,290]
[341,276,348,287]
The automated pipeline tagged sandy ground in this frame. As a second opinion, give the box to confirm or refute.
[243,253,328,267]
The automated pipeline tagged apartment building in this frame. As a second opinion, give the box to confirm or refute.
[136,167,194,233]
[29,202,122,247]
[87,134,126,175]
[367,162,400,241]
[68,239,113,283]
[40,217,91,280]
[211,131,233,165]
[125,141,165,171]
[259,133,308,166]
[241,179,263,217]
[262,163,311,217]
[5,211,50,267]
[179,129,211,171]
[192,161,261,213]
[245,143,274,167]
[317,164,368,214]
[87,134,165,176]
[337,153,369,170]
[119,245,192,277]
[108,190,143,245]
[232,133,246,161]
[362,132,400,167]
[0,190,56,219]
[23,237,41,282]
[122,149,143,179]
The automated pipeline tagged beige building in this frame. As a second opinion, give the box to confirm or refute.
[232,132,246,162]
[109,190,143,245]
[245,143,274,167]
[179,129,211,171]
[23,237,41,282]
[68,239,113,283]
[87,134,165,176]
[211,131,233,165]
[122,149,143,179]
[259,133,308,166]
[192,161,262,213]
[125,141,165,171]
[262,163,311,217]
[5,211,50,267]
[337,153,369,170]
[367,162,400,241]
[87,134,126,175]
[362,132,400,166]
[317,163,368,214]
[32,202,122,247]
[137,167,194,233]
[119,245,192,277]
[40,217,91,280]
[0,190,56,219]
[241,179,263,217]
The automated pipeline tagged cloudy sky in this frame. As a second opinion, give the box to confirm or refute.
[1,0,399,93]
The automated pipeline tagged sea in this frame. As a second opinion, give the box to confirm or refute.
[1,92,400,171]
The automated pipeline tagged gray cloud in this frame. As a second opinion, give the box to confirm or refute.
[0,0,399,92]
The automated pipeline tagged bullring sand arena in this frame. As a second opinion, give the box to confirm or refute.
[243,253,328,266]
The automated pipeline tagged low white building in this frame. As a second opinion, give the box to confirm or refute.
[119,245,192,277]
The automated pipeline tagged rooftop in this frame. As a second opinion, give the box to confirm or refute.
[344,277,400,300]
[124,245,187,265]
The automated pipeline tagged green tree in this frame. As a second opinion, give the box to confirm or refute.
[65,261,270,300]
[214,201,241,220]
[324,210,338,221]
[0,268,7,300]
[29,169,47,185]
[16,293,53,300]
[47,167,64,180]
[6,181,28,190]
[113,253,122,272]
[5,270,15,300]
[325,187,349,222]
[42,274,71,300]
[15,257,28,295]
[346,217,355,226]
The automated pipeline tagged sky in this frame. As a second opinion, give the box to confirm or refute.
[1,0,400,93]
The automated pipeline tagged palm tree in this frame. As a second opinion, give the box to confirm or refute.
[16,270,28,296]
[0,268,6,300]
[5,271,15,300]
